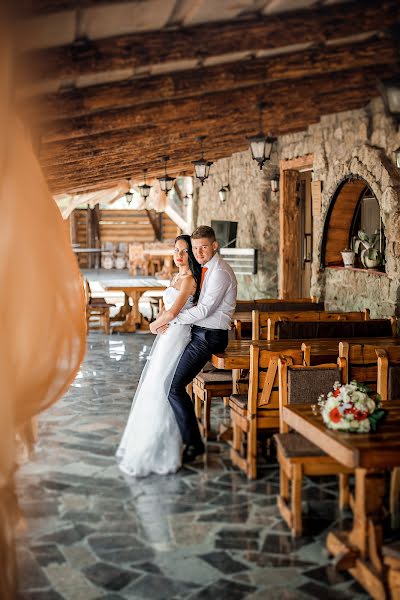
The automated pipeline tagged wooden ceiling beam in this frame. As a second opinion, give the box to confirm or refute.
[22,36,399,124]
[20,0,400,85]
[42,76,392,194]
[22,0,133,17]
[37,64,400,148]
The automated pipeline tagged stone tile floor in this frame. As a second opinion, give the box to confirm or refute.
[15,332,377,600]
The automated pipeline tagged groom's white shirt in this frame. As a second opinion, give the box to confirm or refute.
[173,253,237,329]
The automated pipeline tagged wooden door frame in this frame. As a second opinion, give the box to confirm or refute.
[279,154,314,298]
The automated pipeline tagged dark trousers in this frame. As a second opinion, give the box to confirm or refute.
[168,325,229,448]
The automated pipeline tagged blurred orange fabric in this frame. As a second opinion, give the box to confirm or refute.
[0,118,87,481]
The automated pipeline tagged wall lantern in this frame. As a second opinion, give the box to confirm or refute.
[248,101,276,170]
[138,168,152,199]
[218,155,231,203]
[125,180,133,205]
[396,147,400,169]
[378,79,400,170]
[158,156,175,193]
[218,185,229,203]
[192,135,213,185]
[378,79,400,122]
[270,175,279,193]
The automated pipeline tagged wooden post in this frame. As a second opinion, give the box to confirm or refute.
[69,210,77,246]
[279,169,301,298]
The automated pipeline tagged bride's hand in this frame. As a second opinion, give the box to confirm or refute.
[150,322,158,334]
[157,324,169,334]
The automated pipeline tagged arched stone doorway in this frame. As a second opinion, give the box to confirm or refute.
[320,175,385,271]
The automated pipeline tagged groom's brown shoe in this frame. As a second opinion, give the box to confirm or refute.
[182,444,205,464]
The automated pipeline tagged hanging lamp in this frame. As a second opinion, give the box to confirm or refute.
[248,101,276,169]
[138,168,152,199]
[192,135,213,185]
[158,156,175,193]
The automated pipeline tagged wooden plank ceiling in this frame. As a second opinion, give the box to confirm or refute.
[17,0,400,195]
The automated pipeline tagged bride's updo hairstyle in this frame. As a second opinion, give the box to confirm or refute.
[175,234,202,303]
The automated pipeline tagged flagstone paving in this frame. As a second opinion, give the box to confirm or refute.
[15,332,381,599]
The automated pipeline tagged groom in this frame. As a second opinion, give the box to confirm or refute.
[165,225,237,462]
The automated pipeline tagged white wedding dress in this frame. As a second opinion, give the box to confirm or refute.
[116,287,192,477]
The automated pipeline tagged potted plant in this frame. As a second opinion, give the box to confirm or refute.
[354,229,383,269]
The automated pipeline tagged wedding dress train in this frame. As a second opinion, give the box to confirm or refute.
[116,287,192,477]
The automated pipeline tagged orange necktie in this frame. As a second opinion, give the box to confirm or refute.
[200,267,208,290]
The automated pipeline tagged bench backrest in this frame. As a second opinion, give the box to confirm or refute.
[274,319,396,342]
[253,309,370,340]
[278,358,342,433]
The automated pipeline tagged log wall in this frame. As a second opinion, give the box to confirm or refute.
[70,209,179,267]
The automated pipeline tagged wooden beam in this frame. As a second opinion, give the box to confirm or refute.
[38,64,400,157]
[42,72,388,195]
[20,0,400,85]
[23,0,133,16]
[22,36,399,123]
[146,209,162,241]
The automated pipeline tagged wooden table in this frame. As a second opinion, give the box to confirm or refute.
[283,402,400,600]
[104,278,168,332]
[212,337,400,370]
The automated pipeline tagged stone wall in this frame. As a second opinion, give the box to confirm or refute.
[278,97,400,316]
[194,97,400,313]
[194,150,280,300]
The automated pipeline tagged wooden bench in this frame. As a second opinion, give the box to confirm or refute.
[234,299,324,339]
[253,309,370,341]
[272,317,395,342]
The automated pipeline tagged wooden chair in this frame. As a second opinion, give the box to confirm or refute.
[229,345,307,479]
[375,346,400,531]
[382,543,400,600]
[128,243,149,276]
[191,322,242,439]
[339,341,400,389]
[338,341,380,390]
[84,279,112,334]
[192,370,233,440]
[253,309,370,341]
[274,359,352,536]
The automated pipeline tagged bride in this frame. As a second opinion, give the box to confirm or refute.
[116,235,201,477]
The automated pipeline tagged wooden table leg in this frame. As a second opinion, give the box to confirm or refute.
[131,291,151,331]
[112,292,137,332]
[110,292,132,322]
[326,468,387,600]
[112,291,149,333]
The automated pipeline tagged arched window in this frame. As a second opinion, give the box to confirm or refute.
[320,176,385,271]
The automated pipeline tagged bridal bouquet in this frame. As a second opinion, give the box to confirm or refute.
[317,380,386,433]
